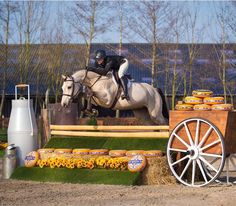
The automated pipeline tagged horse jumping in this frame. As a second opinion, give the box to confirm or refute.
[61,69,169,125]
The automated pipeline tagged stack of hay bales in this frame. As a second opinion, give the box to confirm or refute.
[142,156,176,185]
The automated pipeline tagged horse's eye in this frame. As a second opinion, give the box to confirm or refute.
[68,86,72,89]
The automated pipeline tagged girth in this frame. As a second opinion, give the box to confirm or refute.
[109,84,122,109]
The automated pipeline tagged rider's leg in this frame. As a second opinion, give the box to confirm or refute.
[120,76,130,100]
[118,59,130,100]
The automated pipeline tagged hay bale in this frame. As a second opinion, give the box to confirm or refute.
[142,156,176,185]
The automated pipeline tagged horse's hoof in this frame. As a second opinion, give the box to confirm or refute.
[84,109,93,115]
[92,109,99,117]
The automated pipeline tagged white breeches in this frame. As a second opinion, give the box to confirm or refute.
[118,58,129,78]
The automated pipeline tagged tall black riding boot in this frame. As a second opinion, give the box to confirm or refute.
[120,76,130,101]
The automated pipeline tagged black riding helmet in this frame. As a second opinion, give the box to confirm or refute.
[95,49,106,61]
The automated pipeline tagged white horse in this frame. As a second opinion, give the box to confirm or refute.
[61,69,169,125]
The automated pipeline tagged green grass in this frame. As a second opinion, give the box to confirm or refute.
[45,136,168,151]
[11,135,167,185]
[0,128,7,142]
[45,137,108,149]
[0,128,7,158]
[11,167,141,185]
[0,149,4,157]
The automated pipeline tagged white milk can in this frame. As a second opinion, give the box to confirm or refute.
[7,84,38,166]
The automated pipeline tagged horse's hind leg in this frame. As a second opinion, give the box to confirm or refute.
[151,111,167,125]
[133,108,156,125]
[147,104,168,125]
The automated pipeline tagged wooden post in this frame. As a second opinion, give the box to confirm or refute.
[41,109,50,145]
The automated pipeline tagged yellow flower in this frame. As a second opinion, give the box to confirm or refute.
[37,160,45,168]
[55,161,61,168]
[77,162,82,168]
[50,162,55,168]
[82,161,87,168]
[87,162,94,169]
[70,163,75,169]
[42,159,48,166]
[66,162,71,168]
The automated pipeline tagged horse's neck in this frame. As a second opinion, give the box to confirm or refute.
[72,70,96,87]
[73,70,114,89]
[73,70,118,107]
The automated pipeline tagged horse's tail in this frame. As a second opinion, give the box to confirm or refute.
[157,88,169,120]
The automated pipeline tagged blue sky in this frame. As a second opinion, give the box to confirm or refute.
[3,0,236,44]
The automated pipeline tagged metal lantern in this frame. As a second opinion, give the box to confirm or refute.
[3,144,17,179]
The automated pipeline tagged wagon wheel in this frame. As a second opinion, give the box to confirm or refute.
[167,118,225,187]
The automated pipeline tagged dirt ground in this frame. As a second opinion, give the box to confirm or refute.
[0,179,236,206]
[1,157,236,206]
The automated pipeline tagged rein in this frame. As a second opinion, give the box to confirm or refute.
[62,70,102,101]
[62,76,83,100]
[80,69,102,89]
[62,70,119,109]
[89,75,102,89]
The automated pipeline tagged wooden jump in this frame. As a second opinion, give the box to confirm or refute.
[50,125,170,139]
[50,125,169,131]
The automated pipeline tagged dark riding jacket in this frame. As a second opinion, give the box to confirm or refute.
[87,55,126,76]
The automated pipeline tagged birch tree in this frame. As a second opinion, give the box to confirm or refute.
[166,5,185,109]
[44,4,70,103]
[213,4,231,102]
[66,0,111,67]
[33,2,48,112]
[183,8,204,96]
[128,1,170,88]
[13,1,45,83]
[221,2,236,102]
[0,1,16,117]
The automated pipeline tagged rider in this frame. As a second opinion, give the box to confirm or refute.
[87,49,130,101]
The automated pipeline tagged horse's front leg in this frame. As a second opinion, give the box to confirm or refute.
[84,88,98,117]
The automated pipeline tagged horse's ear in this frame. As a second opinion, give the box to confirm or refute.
[62,75,67,80]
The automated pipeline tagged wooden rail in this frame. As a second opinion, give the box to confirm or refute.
[50,125,169,131]
[50,125,170,139]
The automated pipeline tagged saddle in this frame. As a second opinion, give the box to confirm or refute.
[112,71,132,84]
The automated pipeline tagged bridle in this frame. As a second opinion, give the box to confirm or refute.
[62,75,83,100]
[62,70,102,101]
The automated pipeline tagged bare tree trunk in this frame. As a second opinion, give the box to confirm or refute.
[85,1,96,66]
[116,1,125,118]
[151,42,157,88]
[0,2,12,118]
[0,90,5,118]
[214,6,229,102]
[171,45,178,109]
[45,88,50,109]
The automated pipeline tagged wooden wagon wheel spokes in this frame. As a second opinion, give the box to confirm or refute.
[201,156,223,184]
[167,118,225,187]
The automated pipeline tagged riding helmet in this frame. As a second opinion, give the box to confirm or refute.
[95,49,106,60]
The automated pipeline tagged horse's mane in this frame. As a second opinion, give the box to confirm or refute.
[73,69,112,81]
